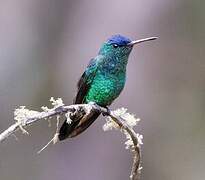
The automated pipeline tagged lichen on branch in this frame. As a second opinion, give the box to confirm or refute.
[0,97,143,180]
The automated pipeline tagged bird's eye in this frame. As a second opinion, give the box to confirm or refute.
[113,44,118,48]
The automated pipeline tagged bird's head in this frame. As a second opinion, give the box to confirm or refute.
[99,34,157,59]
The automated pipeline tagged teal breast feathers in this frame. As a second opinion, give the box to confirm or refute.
[85,73,126,106]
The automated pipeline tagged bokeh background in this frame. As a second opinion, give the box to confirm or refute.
[0,0,204,180]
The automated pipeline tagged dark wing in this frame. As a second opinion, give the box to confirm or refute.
[58,58,100,141]
[74,58,98,104]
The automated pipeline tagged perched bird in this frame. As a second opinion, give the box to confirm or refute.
[59,34,157,141]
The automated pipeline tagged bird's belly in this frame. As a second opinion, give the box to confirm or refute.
[85,74,125,106]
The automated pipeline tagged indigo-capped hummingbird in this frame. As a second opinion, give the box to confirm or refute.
[59,34,157,141]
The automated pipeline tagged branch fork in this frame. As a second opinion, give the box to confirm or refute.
[0,97,143,180]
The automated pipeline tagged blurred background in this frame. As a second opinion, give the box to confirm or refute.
[0,0,204,180]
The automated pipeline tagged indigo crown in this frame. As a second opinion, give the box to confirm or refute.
[107,34,131,46]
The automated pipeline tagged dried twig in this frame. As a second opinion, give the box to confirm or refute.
[102,107,143,180]
[0,98,143,180]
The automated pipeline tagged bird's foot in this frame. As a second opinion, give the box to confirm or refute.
[88,102,102,112]
[102,106,111,116]
[88,102,110,116]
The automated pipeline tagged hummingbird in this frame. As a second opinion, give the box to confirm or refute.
[59,34,157,141]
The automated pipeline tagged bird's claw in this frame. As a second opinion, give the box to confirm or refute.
[88,102,110,116]
[88,102,101,112]
[102,106,111,116]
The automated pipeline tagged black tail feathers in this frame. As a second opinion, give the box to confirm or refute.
[58,111,100,141]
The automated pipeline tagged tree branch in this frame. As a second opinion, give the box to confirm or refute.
[0,98,143,180]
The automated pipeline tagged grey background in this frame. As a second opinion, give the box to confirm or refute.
[0,0,204,180]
